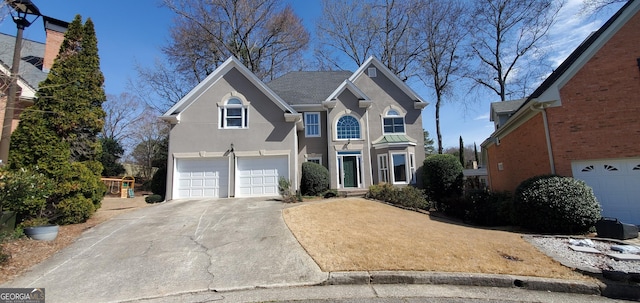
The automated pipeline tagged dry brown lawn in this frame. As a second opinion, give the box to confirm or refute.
[0,196,150,284]
[283,198,589,280]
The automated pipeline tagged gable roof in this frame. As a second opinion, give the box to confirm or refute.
[516,0,638,112]
[325,79,370,102]
[489,98,526,121]
[267,71,351,105]
[162,56,297,118]
[0,33,47,94]
[349,56,427,105]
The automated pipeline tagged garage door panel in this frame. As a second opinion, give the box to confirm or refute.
[572,158,640,225]
[236,157,288,197]
[176,158,228,199]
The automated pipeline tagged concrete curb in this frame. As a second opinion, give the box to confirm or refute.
[323,271,604,296]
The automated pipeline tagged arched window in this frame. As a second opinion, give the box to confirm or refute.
[220,97,248,128]
[336,115,360,139]
[383,109,405,134]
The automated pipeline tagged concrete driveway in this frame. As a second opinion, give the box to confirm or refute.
[2,198,327,303]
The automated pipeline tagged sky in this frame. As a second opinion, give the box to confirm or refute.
[0,0,623,149]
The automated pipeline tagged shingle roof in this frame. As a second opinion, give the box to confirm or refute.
[518,0,636,111]
[0,32,47,90]
[491,98,526,113]
[267,71,352,105]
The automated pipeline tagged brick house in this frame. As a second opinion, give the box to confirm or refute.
[481,0,640,224]
[0,16,67,143]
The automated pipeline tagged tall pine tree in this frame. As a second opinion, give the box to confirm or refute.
[9,15,106,224]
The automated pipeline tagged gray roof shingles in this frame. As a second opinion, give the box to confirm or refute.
[0,32,47,90]
[267,71,352,105]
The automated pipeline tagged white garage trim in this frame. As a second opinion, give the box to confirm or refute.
[174,157,229,199]
[235,156,289,197]
[572,158,640,225]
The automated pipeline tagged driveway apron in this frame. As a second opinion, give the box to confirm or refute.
[2,198,327,303]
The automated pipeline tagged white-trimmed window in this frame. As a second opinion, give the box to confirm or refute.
[220,97,248,129]
[409,153,416,184]
[391,153,408,184]
[307,157,322,165]
[336,115,361,139]
[378,154,389,183]
[383,109,405,134]
[305,112,321,137]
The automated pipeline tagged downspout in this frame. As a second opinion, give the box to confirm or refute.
[530,102,556,174]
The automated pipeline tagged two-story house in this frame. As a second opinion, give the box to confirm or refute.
[161,56,427,200]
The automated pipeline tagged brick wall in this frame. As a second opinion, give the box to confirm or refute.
[486,113,552,192]
[548,10,640,176]
[43,28,65,72]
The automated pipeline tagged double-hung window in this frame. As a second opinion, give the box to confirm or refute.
[220,98,248,129]
[391,153,408,183]
[383,109,405,134]
[305,112,321,137]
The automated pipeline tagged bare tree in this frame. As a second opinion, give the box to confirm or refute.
[582,0,627,14]
[469,0,564,101]
[129,59,193,112]
[315,0,423,81]
[161,0,309,81]
[128,109,169,180]
[101,92,145,150]
[416,0,468,154]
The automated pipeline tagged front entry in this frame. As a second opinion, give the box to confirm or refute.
[343,156,358,187]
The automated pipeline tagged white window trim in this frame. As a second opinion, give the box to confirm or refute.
[219,97,249,129]
[307,156,322,165]
[336,151,363,189]
[382,109,406,135]
[409,152,416,184]
[304,112,321,137]
[335,114,362,140]
[390,152,409,184]
[378,154,389,183]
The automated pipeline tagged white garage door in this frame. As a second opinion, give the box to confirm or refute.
[572,158,640,225]
[236,156,288,197]
[175,158,228,199]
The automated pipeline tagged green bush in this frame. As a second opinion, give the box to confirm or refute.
[145,194,163,203]
[300,162,330,196]
[0,167,53,222]
[513,175,601,234]
[422,154,463,210]
[367,183,429,210]
[150,166,167,196]
[464,190,513,226]
[54,194,96,225]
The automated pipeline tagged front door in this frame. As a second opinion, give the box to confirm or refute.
[343,156,357,187]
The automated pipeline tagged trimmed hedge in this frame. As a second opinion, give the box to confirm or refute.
[367,183,429,210]
[422,154,463,210]
[513,175,601,234]
[300,162,330,196]
[464,190,513,226]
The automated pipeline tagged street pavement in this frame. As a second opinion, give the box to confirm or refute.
[1,198,636,302]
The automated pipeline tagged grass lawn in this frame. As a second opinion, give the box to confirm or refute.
[283,198,589,280]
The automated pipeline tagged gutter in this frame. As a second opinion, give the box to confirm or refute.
[529,101,556,174]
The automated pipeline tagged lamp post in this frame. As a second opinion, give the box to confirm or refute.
[0,0,41,165]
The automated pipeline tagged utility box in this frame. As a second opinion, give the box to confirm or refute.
[596,217,639,240]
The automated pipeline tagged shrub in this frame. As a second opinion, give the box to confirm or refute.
[54,194,96,225]
[422,154,463,210]
[323,189,338,198]
[513,175,601,234]
[278,177,297,203]
[0,167,53,222]
[300,162,330,196]
[367,183,429,210]
[150,166,167,196]
[464,190,513,226]
[145,194,163,203]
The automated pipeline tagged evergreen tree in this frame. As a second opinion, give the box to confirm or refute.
[99,137,125,177]
[9,15,106,224]
[458,136,465,167]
